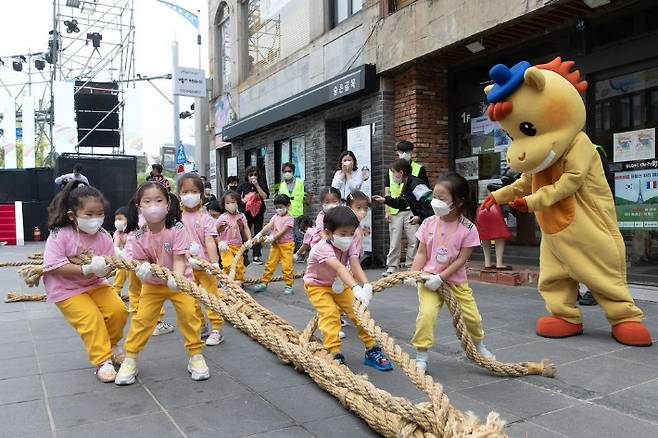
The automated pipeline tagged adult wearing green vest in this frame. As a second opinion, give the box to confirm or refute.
[382,141,429,277]
[278,162,312,258]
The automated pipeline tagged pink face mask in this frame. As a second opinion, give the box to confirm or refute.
[141,205,168,224]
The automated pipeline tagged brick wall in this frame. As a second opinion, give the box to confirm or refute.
[393,60,450,184]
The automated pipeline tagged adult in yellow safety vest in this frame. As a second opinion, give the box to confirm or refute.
[382,141,429,277]
[278,162,312,256]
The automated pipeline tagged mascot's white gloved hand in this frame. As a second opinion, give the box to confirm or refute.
[404,277,418,288]
[264,235,275,246]
[244,239,254,249]
[81,256,109,277]
[424,274,444,291]
[188,257,203,271]
[113,246,124,258]
[217,241,229,254]
[354,283,373,307]
[136,262,155,283]
[167,275,180,291]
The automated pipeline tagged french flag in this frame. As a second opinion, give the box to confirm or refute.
[647,180,658,189]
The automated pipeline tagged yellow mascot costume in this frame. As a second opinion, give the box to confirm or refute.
[481,57,652,347]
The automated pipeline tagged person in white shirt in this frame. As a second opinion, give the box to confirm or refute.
[331,151,369,201]
[55,163,89,187]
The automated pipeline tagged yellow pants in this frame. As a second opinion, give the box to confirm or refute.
[124,283,203,357]
[411,282,484,350]
[262,242,294,286]
[127,271,165,318]
[305,283,376,354]
[193,269,224,330]
[56,285,128,365]
[112,269,128,295]
[221,244,245,282]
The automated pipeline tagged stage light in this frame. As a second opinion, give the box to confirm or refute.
[34,56,46,71]
[66,0,81,8]
[12,56,26,72]
[86,32,102,48]
[65,19,80,33]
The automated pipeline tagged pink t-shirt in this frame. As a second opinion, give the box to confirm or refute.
[303,235,362,286]
[43,226,114,303]
[416,215,480,284]
[113,230,128,248]
[130,222,192,284]
[269,213,294,243]
[181,210,218,262]
[217,212,247,246]
[315,211,325,230]
[124,233,135,258]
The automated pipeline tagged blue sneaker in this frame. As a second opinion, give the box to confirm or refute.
[252,283,267,293]
[283,286,294,295]
[364,345,393,371]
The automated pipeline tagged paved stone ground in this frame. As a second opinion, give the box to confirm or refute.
[2,242,658,438]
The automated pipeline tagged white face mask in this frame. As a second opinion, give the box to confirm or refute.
[332,235,353,252]
[353,208,368,222]
[114,220,127,231]
[342,160,353,168]
[249,175,258,183]
[225,202,238,213]
[283,172,294,181]
[77,216,104,235]
[322,202,340,213]
[275,207,287,216]
[398,152,412,161]
[181,193,201,208]
[431,198,453,217]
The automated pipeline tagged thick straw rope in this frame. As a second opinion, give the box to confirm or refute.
[5,292,47,303]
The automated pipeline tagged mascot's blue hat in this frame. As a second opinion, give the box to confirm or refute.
[486,61,531,104]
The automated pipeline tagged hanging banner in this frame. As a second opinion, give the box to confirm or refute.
[347,125,372,253]
[614,169,658,229]
[53,81,77,153]
[21,96,35,168]
[0,94,17,169]
[208,147,217,193]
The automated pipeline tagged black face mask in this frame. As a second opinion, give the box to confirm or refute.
[228,185,238,190]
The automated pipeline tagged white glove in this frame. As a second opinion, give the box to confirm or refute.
[81,256,109,277]
[113,246,124,258]
[211,262,220,270]
[244,240,254,249]
[354,283,373,307]
[424,274,444,291]
[188,257,203,270]
[189,242,202,256]
[167,275,180,291]
[217,241,229,254]
[293,253,299,262]
[264,235,275,245]
[254,232,262,240]
[404,277,418,288]
[136,262,155,283]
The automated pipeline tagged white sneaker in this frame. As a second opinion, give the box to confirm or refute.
[200,323,210,339]
[340,318,348,327]
[152,321,174,336]
[188,354,210,381]
[474,341,496,361]
[415,350,428,373]
[382,267,396,277]
[339,330,346,339]
[111,345,125,366]
[205,330,225,346]
[115,357,138,385]
[95,360,117,383]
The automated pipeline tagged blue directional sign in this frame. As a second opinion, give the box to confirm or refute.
[176,141,187,164]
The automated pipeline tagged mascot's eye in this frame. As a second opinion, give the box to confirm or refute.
[519,122,537,136]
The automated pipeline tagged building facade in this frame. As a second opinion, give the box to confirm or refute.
[208,0,658,280]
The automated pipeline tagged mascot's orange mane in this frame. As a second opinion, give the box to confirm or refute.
[487,57,588,122]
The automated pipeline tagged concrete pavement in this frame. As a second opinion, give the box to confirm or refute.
[2,242,658,437]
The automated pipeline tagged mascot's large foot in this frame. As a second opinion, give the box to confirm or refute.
[536,316,583,338]
[611,322,652,347]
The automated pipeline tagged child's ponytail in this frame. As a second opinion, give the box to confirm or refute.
[47,181,107,230]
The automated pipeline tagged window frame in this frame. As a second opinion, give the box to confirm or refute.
[215,2,231,94]
[332,0,363,27]
[274,134,305,184]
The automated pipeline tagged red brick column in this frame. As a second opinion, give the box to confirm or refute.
[393,61,450,183]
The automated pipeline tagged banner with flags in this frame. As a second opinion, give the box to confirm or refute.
[615,170,658,229]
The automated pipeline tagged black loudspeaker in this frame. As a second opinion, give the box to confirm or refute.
[74,81,120,148]
[57,154,137,231]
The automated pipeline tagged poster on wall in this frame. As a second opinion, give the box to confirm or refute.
[347,125,372,253]
[614,169,658,229]
[470,115,510,155]
[209,148,217,194]
[455,156,478,180]
[613,128,655,163]
[227,156,238,178]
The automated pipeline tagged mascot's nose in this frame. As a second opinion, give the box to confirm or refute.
[518,152,527,162]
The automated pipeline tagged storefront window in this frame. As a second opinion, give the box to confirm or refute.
[590,64,658,284]
[274,135,305,183]
[245,146,268,186]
